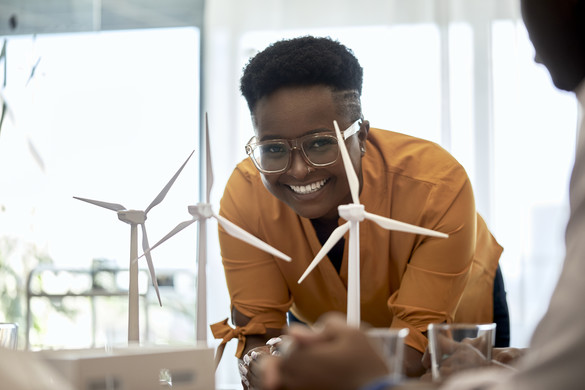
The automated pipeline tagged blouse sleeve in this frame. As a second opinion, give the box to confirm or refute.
[215,164,291,357]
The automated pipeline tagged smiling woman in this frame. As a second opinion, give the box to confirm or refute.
[204,4,577,385]
[212,36,505,387]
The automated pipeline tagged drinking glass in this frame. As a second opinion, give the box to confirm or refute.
[0,323,18,350]
[427,323,495,382]
[366,327,409,382]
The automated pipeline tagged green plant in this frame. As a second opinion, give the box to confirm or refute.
[0,235,76,348]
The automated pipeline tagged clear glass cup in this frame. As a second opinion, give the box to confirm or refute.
[427,323,496,382]
[0,323,18,350]
[366,327,409,382]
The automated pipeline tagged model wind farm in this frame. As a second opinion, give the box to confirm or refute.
[140,113,291,343]
[298,120,449,327]
[73,150,195,342]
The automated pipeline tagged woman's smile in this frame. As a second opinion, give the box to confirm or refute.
[288,178,329,195]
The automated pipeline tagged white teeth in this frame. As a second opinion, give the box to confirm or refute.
[289,179,327,194]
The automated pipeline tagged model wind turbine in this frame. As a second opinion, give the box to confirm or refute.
[298,120,449,327]
[74,150,194,342]
[141,113,291,343]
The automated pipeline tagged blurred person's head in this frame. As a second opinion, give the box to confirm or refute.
[521,0,585,91]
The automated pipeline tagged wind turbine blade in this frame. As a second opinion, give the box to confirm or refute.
[298,222,350,284]
[214,213,291,262]
[26,57,41,86]
[73,196,126,211]
[334,121,359,204]
[0,101,6,135]
[205,112,214,203]
[145,150,195,214]
[142,218,197,257]
[364,212,449,238]
[27,136,45,172]
[0,89,16,133]
[140,223,162,306]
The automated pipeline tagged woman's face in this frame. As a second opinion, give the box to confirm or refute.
[252,85,368,220]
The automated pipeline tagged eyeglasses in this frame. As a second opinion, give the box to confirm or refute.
[245,119,362,174]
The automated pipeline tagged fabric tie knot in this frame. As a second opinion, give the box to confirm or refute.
[210,318,267,369]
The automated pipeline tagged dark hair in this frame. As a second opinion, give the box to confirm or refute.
[579,0,585,42]
[240,36,364,115]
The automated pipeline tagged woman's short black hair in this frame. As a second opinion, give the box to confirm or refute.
[240,36,364,113]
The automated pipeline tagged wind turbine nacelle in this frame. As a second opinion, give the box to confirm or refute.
[338,204,365,222]
[117,210,147,224]
[188,204,213,219]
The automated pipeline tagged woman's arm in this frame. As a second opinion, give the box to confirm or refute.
[404,344,425,377]
[233,308,283,355]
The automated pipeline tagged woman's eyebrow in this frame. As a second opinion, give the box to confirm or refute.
[258,127,334,141]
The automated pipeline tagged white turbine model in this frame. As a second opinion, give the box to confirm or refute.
[142,113,291,343]
[74,150,194,342]
[298,120,449,327]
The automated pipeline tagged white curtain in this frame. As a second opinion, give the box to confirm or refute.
[203,0,578,387]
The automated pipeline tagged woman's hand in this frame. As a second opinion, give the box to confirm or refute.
[421,335,491,382]
[421,338,522,382]
[492,347,527,366]
[249,313,389,390]
[240,345,269,389]
[241,337,288,389]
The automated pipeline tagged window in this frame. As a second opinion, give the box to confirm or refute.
[0,27,201,347]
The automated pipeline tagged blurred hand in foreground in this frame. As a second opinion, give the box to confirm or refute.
[421,336,523,382]
[249,312,389,390]
[492,347,527,366]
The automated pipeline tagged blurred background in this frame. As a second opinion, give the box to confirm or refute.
[0,0,577,386]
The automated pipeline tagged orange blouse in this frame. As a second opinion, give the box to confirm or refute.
[214,128,503,356]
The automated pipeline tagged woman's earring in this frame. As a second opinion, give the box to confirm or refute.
[360,146,366,154]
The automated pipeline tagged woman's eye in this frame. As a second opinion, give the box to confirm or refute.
[261,143,286,155]
[307,137,336,151]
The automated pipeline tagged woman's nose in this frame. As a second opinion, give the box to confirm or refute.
[287,149,310,179]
